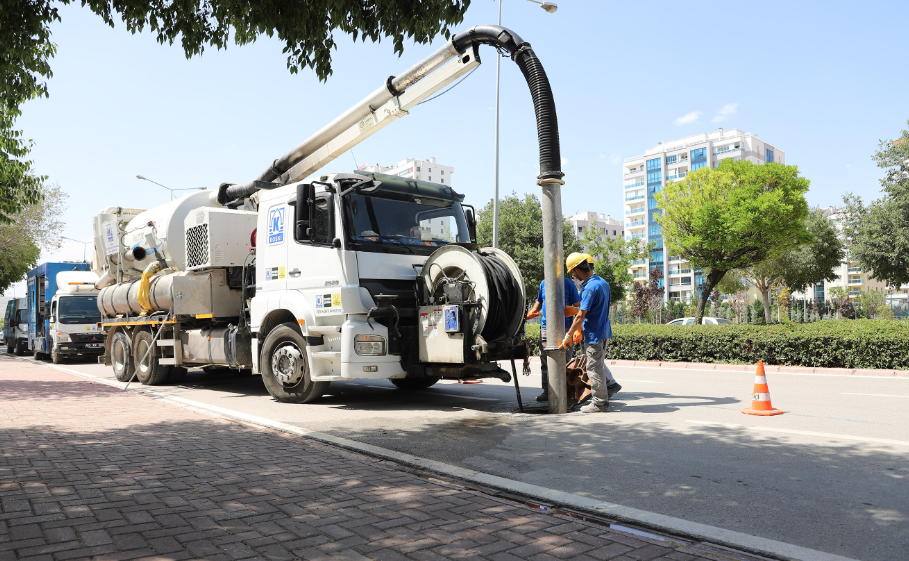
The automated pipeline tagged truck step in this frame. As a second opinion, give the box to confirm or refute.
[158,358,177,365]
[156,339,175,347]
[308,326,341,335]
[311,351,341,361]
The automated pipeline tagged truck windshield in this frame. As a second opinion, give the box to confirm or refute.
[58,296,101,324]
[16,309,27,324]
[343,193,470,255]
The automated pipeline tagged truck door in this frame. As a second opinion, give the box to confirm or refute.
[258,200,289,293]
[286,190,349,309]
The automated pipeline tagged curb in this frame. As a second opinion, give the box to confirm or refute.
[10,356,858,561]
[526,357,908,378]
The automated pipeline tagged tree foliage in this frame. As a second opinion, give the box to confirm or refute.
[842,121,909,288]
[0,0,470,221]
[654,159,811,324]
[0,181,67,293]
[739,207,844,322]
[476,192,582,300]
[579,225,652,303]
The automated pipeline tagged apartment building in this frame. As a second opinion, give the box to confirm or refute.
[568,212,624,242]
[623,128,784,301]
[817,206,888,300]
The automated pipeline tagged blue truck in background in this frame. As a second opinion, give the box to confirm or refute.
[26,262,104,363]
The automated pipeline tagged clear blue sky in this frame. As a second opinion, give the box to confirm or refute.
[5,0,908,297]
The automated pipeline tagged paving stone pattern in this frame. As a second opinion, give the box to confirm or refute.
[1,357,758,560]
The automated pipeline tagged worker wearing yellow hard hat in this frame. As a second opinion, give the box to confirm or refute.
[562,252,621,412]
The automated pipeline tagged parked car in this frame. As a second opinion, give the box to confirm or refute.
[666,317,732,325]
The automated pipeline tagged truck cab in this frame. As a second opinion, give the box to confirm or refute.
[47,273,104,364]
[4,297,28,355]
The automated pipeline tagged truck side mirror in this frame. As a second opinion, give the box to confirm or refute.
[464,206,477,243]
[292,183,314,240]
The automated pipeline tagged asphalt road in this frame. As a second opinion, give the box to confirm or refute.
[10,354,909,561]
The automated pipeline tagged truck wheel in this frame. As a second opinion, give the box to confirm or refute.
[391,377,441,390]
[5,339,12,354]
[14,341,25,356]
[167,367,188,384]
[260,323,328,403]
[51,346,63,364]
[111,330,133,382]
[133,330,169,386]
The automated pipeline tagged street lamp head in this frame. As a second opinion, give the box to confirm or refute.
[136,175,146,180]
[540,1,558,13]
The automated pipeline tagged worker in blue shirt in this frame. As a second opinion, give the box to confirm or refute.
[562,252,621,412]
[526,276,580,402]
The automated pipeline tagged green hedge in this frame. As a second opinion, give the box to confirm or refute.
[605,320,909,370]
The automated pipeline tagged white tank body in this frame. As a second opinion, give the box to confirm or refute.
[121,190,221,273]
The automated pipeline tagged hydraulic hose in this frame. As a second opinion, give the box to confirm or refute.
[476,252,523,340]
[452,25,563,184]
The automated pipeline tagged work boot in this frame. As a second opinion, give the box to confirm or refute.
[607,382,622,398]
[579,401,609,413]
[536,391,548,402]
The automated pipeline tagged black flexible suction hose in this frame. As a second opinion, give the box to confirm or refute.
[477,252,523,340]
[452,25,564,184]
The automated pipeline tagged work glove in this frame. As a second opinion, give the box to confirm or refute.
[525,310,540,320]
[559,332,573,349]
[573,329,582,345]
[564,305,579,317]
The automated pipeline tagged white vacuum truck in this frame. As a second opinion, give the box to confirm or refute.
[91,24,566,404]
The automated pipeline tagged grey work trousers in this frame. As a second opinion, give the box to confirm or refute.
[583,339,616,405]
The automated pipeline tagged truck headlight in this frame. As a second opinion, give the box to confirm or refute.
[354,334,386,356]
[57,332,71,343]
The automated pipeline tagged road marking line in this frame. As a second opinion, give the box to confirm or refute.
[687,420,909,447]
[10,356,858,561]
[610,364,908,379]
[842,392,909,398]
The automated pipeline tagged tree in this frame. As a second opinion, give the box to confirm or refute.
[579,225,653,303]
[0,0,470,221]
[0,181,67,293]
[654,159,811,324]
[842,121,909,288]
[857,289,886,320]
[476,193,582,300]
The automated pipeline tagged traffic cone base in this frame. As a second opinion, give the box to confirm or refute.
[741,360,784,416]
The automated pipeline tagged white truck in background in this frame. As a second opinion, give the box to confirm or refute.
[47,271,104,364]
[90,24,565,405]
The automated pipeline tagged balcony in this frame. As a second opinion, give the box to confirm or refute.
[631,259,646,266]
[847,267,861,273]
[669,280,692,287]
[669,269,692,275]
[627,219,645,227]
[624,182,645,190]
[624,168,645,175]
[631,233,645,239]
[848,278,863,285]
[625,194,646,202]
[633,273,647,279]
[625,207,645,215]
[713,147,742,156]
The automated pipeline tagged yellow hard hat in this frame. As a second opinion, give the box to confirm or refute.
[566,252,593,272]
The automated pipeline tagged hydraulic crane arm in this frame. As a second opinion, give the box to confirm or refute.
[219,25,562,206]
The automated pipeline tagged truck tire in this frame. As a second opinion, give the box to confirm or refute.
[111,330,133,382]
[167,367,188,384]
[391,377,441,390]
[51,346,63,364]
[5,339,12,354]
[260,322,328,404]
[132,329,169,386]
[14,340,25,356]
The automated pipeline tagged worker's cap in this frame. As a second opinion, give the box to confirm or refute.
[566,252,594,273]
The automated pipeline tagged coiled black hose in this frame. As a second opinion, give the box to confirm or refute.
[477,252,523,340]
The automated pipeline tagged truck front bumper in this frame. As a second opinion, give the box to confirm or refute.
[55,343,105,356]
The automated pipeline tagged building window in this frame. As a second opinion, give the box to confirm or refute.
[665,155,676,165]
[647,158,661,171]
[690,148,707,171]
[441,179,444,183]
[428,168,432,172]
[766,149,774,163]
[648,198,659,209]
[650,225,661,236]
[416,166,420,171]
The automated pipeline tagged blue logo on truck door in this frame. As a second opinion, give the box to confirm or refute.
[268,207,285,245]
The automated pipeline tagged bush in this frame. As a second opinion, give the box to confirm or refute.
[605,320,909,370]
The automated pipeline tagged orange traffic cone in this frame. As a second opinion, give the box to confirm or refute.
[741,360,783,416]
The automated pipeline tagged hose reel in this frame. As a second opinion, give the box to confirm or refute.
[421,245,525,343]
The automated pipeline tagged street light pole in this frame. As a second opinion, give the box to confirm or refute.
[492,0,557,249]
[136,175,206,200]
[60,237,91,263]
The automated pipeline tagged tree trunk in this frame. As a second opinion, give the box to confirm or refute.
[760,288,772,323]
[696,269,727,324]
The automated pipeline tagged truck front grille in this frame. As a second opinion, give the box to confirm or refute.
[70,333,104,343]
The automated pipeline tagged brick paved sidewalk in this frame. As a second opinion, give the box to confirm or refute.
[0,357,764,561]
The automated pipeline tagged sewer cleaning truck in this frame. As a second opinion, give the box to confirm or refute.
[91,25,566,404]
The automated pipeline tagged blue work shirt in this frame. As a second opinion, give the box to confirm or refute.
[580,274,612,343]
[536,278,580,330]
